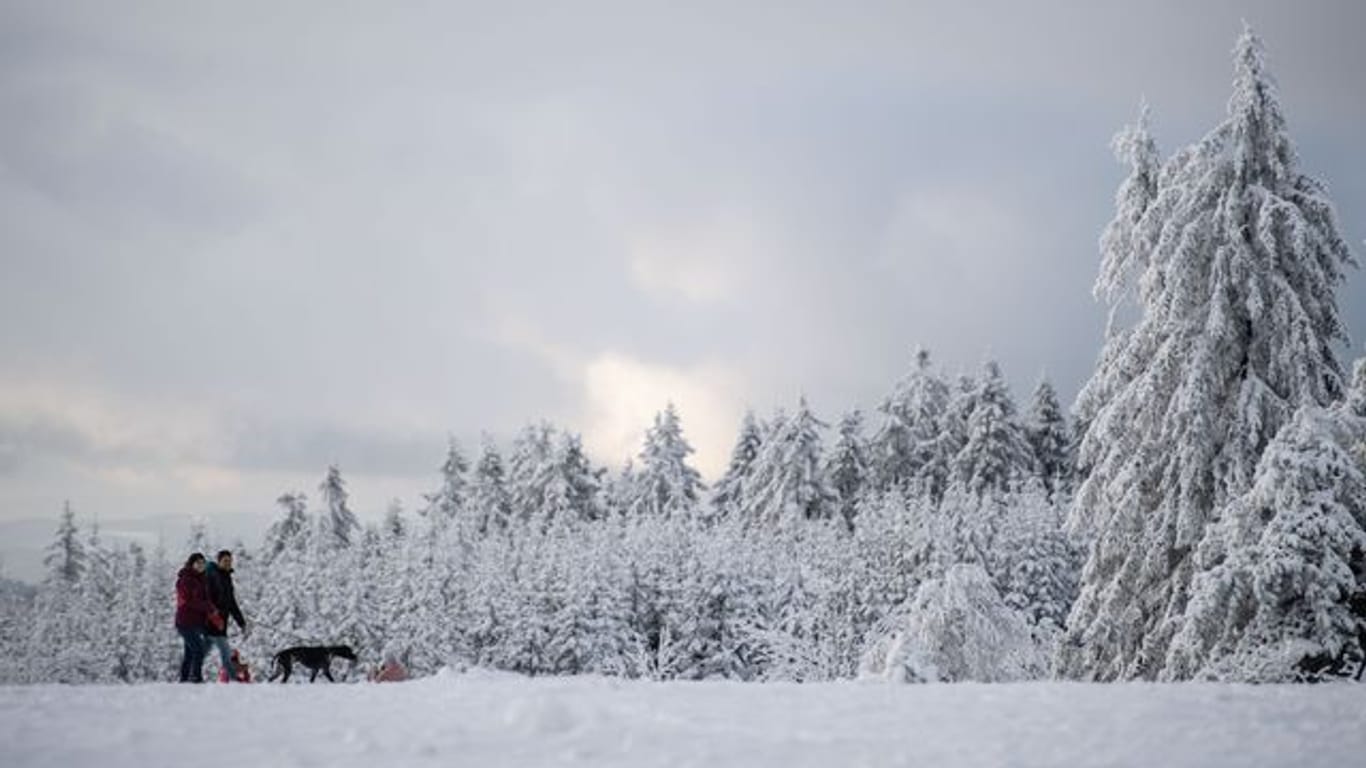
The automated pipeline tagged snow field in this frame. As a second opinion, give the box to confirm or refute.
[3,672,1365,768]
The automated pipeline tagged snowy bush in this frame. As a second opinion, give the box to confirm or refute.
[860,564,1046,683]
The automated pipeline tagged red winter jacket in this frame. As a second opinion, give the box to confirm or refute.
[175,566,214,630]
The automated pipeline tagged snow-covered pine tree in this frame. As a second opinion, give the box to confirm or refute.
[470,437,513,534]
[953,360,1035,497]
[1062,28,1355,681]
[28,503,91,682]
[826,410,871,531]
[508,422,558,522]
[742,398,835,527]
[871,349,952,498]
[249,502,327,664]
[106,542,147,682]
[606,460,638,518]
[1095,100,1161,336]
[751,519,865,682]
[140,543,178,682]
[1166,359,1366,681]
[0,568,36,683]
[422,437,470,528]
[318,465,360,549]
[939,374,977,485]
[1025,376,1072,497]
[990,483,1080,635]
[850,488,935,642]
[677,515,762,680]
[77,522,119,681]
[452,521,500,670]
[617,512,691,679]
[43,501,85,585]
[1068,100,1161,519]
[334,525,389,668]
[542,432,604,524]
[629,403,705,519]
[264,491,309,564]
[710,411,763,522]
[383,498,407,539]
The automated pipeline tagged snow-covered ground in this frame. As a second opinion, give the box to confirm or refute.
[3,671,1364,767]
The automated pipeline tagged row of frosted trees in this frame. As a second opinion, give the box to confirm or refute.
[0,346,1077,684]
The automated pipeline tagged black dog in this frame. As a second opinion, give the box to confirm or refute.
[268,645,358,683]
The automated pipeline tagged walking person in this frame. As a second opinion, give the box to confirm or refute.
[205,549,249,682]
[174,553,213,683]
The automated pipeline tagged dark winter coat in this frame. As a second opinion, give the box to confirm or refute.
[174,567,214,630]
[205,562,246,637]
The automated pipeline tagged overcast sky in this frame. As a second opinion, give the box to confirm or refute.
[2,1,1364,581]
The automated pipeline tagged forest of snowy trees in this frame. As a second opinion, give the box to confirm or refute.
[1,27,1362,686]
[0,356,1080,685]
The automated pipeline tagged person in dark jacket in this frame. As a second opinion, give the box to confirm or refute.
[205,549,248,682]
[174,553,212,683]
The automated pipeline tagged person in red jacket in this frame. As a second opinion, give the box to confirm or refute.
[174,553,214,683]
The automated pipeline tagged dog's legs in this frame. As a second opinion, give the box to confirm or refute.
[310,667,319,683]
[323,666,335,683]
[280,659,292,683]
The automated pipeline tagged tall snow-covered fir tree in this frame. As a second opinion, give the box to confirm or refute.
[28,503,90,682]
[42,501,85,585]
[383,498,408,539]
[318,465,361,548]
[871,348,951,497]
[629,403,706,519]
[826,410,871,530]
[508,422,558,521]
[710,411,763,521]
[1025,376,1072,496]
[1094,100,1161,336]
[1061,28,1355,681]
[264,491,309,563]
[742,398,835,526]
[470,437,513,535]
[940,374,977,480]
[422,437,470,527]
[540,432,604,523]
[953,360,1034,497]
[1066,100,1161,533]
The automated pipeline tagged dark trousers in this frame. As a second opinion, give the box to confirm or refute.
[177,626,206,682]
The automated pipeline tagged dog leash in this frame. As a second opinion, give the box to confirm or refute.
[244,616,321,645]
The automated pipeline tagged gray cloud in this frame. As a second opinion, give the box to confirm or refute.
[225,420,449,478]
[1,1,1364,580]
